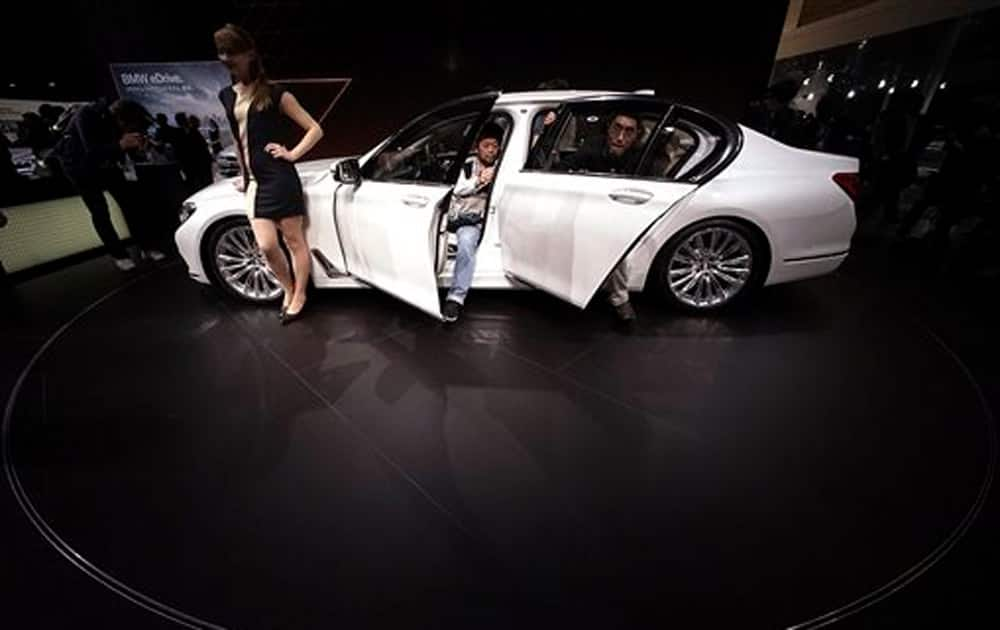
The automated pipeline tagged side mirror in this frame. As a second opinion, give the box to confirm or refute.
[333,158,362,186]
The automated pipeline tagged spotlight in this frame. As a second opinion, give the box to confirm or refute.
[910,79,920,89]
[847,89,857,99]
[877,79,887,89]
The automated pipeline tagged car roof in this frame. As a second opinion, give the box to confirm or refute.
[495,90,641,105]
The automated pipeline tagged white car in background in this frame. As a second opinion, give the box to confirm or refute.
[175,91,858,318]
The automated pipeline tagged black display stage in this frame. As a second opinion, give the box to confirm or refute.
[1,248,996,629]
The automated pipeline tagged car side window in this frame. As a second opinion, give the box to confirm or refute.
[364,113,481,185]
[638,124,699,180]
[527,103,664,177]
[639,110,728,182]
[529,108,558,149]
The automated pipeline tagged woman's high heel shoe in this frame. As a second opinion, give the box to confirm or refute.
[280,306,305,326]
[279,292,292,320]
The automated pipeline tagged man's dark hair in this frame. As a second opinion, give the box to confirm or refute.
[816,90,844,122]
[110,100,152,133]
[538,78,570,90]
[768,79,800,105]
[608,111,644,140]
[478,121,504,144]
[38,104,61,122]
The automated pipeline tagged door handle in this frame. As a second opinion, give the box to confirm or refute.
[609,189,654,205]
[401,195,429,208]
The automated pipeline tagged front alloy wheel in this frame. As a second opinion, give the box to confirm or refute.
[207,219,283,303]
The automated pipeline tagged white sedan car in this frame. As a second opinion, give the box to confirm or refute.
[175,91,858,318]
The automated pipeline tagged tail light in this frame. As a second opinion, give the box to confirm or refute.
[833,172,860,202]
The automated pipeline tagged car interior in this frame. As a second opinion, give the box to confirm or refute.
[641,124,699,179]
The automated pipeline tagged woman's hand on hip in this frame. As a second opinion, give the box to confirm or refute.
[265,143,294,161]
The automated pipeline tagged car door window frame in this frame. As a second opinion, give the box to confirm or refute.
[644,105,742,184]
[524,97,742,185]
[360,92,500,187]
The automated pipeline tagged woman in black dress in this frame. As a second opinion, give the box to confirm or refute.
[214,24,323,323]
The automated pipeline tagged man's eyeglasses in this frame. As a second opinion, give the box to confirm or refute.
[610,121,639,137]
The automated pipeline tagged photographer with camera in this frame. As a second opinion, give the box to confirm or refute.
[52,98,167,271]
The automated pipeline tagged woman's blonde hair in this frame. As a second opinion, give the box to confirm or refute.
[213,23,273,111]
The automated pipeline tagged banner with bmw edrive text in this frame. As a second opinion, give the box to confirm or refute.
[110,61,238,179]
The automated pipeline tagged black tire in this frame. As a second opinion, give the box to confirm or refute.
[646,218,769,312]
[203,217,283,304]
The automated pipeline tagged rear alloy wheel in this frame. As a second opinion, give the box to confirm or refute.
[651,219,765,311]
[205,218,283,303]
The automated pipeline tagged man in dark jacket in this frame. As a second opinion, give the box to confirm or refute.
[561,112,645,322]
[53,99,164,270]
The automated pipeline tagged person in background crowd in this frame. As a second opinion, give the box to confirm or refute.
[18,112,54,155]
[0,131,19,202]
[744,78,799,144]
[184,115,215,191]
[154,113,171,143]
[38,104,65,134]
[898,116,996,246]
[207,117,223,156]
[870,91,921,224]
[154,113,168,128]
[172,112,196,180]
[152,112,182,163]
[532,78,571,148]
[215,23,324,324]
[814,91,865,158]
[0,209,9,290]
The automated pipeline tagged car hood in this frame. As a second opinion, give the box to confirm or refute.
[187,156,356,204]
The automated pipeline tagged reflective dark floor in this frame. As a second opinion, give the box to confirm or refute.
[2,243,997,629]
